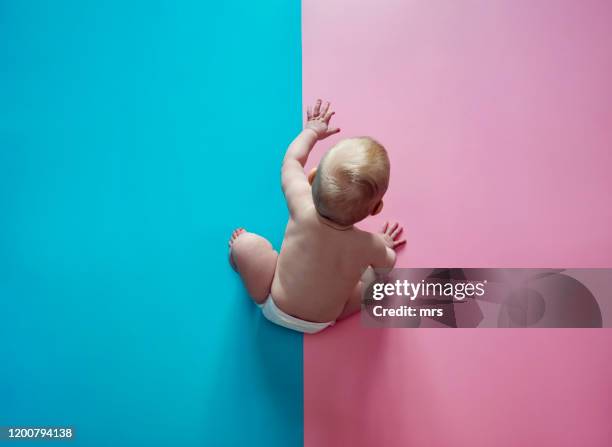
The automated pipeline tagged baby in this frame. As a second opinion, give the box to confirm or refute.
[229,99,405,333]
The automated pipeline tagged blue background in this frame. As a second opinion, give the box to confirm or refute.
[0,1,303,445]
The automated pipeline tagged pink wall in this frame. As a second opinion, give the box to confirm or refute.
[303,0,612,445]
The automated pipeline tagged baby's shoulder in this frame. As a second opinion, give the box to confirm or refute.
[348,227,381,249]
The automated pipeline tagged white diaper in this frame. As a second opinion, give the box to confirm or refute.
[258,296,335,334]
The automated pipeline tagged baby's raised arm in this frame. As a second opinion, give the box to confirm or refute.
[281,99,340,218]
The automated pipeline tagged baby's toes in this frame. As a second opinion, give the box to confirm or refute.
[229,228,246,245]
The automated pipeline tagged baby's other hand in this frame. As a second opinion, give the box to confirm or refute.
[305,99,340,140]
[381,221,406,249]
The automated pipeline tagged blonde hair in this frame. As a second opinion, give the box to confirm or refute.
[312,137,390,225]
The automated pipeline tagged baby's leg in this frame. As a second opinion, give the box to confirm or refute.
[337,267,376,320]
[229,228,278,304]
[361,266,376,285]
[337,282,364,320]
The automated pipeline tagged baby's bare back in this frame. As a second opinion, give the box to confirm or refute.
[270,208,373,323]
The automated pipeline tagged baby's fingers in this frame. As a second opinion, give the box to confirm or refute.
[313,99,322,116]
[323,110,335,124]
[307,106,313,120]
[386,222,398,236]
[319,101,330,117]
[390,225,403,239]
[393,238,407,248]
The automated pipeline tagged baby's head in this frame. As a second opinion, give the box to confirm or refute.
[309,137,390,226]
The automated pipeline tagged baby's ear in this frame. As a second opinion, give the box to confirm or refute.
[372,200,384,216]
[308,168,317,185]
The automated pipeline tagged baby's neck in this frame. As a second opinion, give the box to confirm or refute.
[316,213,354,231]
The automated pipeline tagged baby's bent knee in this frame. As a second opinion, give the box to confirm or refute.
[231,232,274,257]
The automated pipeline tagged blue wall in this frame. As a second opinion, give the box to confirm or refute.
[0,1,303,445]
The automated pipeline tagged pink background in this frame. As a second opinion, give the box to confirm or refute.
[302,0,612,445]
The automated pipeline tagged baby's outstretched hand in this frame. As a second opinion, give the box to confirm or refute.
[305,99,340,140]
[381,221,406,249]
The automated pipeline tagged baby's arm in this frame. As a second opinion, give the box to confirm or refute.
[281,99,340,217]
[337,222,405,320]
[370,222,406,269]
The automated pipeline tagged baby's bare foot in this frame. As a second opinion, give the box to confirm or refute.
[228,228,246,271]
